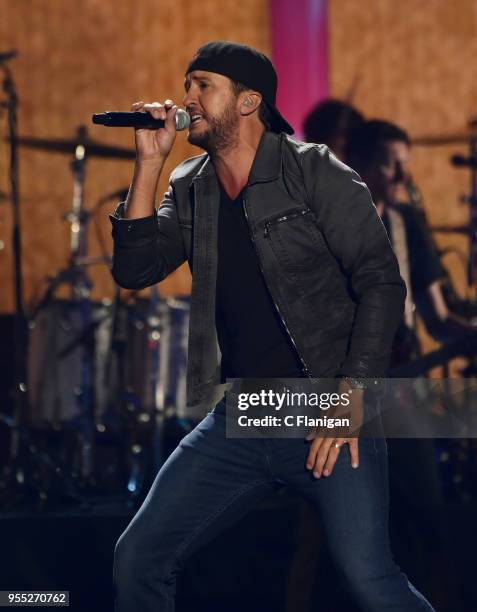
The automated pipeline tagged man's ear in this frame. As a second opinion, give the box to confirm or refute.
[240,92,262,116]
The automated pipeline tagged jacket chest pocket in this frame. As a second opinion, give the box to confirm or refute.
[263,208,327,272]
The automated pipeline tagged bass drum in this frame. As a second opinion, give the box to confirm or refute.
[27,296,193,426]
[27,299,113,426]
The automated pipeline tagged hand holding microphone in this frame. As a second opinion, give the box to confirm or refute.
[136,100,181,162]
[93,100,189,162]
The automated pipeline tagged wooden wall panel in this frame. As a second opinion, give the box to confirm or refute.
[0,0,270,312]
[329,0,477,364]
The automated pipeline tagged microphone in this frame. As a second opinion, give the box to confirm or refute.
[92,109,190,131]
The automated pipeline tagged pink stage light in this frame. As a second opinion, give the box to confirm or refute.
[271,0,329,139]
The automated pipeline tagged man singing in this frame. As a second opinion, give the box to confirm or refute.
[111,41,435,611]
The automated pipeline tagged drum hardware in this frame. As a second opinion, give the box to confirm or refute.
[26,260,108,331]
[25,298,136,502]
[33,126,97,488]
[29,129,136,495]
[0,49,34,504]
[21,290,192,507]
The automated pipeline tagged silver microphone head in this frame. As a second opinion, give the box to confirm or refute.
[175,108,191,131]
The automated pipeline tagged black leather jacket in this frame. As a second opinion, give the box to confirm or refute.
[110,131,406,408]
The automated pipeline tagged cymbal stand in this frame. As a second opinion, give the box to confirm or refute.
[64,125,92,292]
[63,125,96,487]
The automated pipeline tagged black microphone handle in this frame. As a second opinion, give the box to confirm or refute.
[92,110,190,131]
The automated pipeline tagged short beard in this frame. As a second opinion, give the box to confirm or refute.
[187,99,239,156]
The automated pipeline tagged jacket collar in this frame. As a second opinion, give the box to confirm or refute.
[247,130,283,185]
[192,130,283,185]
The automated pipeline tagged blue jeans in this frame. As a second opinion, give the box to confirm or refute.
[114,400,435,611]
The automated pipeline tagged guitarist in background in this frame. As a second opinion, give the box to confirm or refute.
[305,109,470,361]
[346,119,471,362]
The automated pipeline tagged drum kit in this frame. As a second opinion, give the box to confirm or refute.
[0,54,192,510]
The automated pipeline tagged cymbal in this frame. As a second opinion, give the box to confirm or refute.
[413,131,477,146]
[12,135,136,159]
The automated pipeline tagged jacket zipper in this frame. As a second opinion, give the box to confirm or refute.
[242,192,312,378]
[263,208,310,238]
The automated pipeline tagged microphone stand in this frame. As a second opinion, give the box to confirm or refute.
[0,55,32,497]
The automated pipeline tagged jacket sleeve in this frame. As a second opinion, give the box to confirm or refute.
[302,145,406,378]
[109,183,187,290]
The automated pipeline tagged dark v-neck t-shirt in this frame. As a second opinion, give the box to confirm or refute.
[215,185,304,380]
